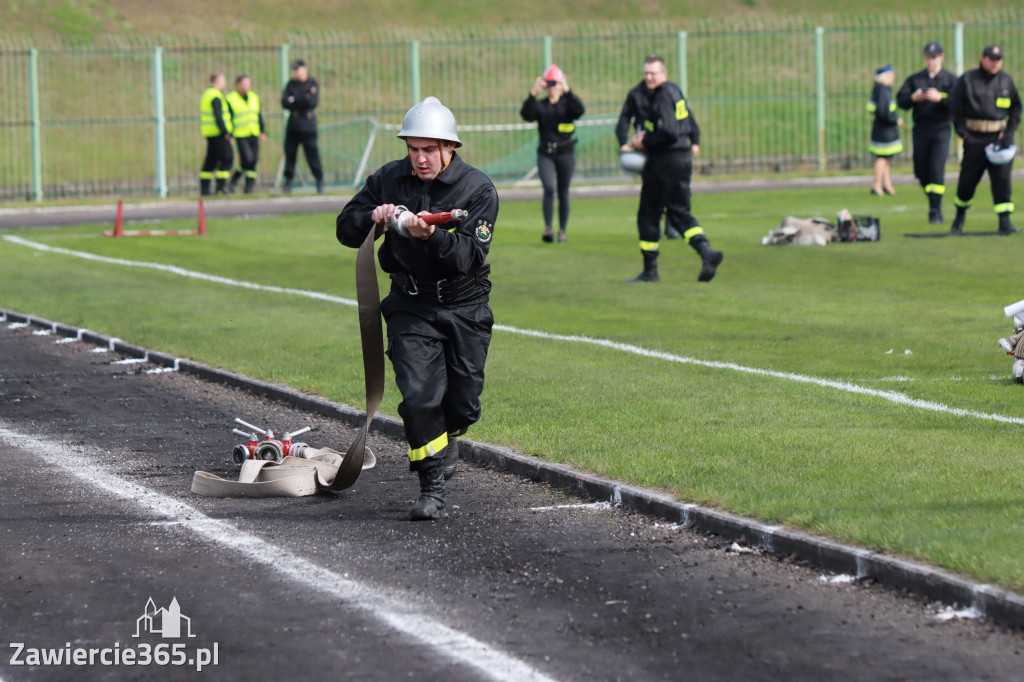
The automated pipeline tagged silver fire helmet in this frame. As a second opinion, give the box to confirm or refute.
[620,150,646,174]
[985,143,1016,165]
[397,96,462,147]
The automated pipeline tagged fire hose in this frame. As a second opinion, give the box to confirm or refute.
[191,208,467,498]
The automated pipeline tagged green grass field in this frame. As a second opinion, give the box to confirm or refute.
[3,182,1024,590]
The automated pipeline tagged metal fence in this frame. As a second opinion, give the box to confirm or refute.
[1,13,1022,201]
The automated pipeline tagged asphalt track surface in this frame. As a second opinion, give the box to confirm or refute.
[3,184,1024,680]
[3,314,1024,681]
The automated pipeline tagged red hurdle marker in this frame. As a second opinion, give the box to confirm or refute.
[104,199,207,238]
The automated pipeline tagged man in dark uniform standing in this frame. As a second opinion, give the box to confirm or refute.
[623,55,722,282]
[950,44,1022,235]
[336,97,498,521]
[897,41,957,224]
[281,59,324,194]
[615,61,697,241]
[198,72,233,196]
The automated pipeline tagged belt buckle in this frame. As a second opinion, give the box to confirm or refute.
[403,276,419,297]
[435,278,448,303]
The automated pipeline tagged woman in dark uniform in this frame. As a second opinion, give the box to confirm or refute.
[868,64,903,196]
[521,64,585,243]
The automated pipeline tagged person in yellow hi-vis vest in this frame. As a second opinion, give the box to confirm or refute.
[199,72,234,196]
[226,75,267,194]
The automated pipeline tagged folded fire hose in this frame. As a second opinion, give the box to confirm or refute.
[191,219,387,497]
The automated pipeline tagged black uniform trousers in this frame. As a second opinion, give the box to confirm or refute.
[956,132,1014,214]
[200,137,233,194]
[283,127,323,183]
[638,151,693,245]
[537,150,575,230]
[382,293,493,470]
[912,123,951,194]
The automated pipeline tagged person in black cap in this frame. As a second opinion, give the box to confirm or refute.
[868,64,902,196]
[897,41,957,223]
[280,59,324,194]
[950,44,1022,235]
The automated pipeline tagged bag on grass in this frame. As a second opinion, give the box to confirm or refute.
[762,216,838,246]
[836,209,880,242]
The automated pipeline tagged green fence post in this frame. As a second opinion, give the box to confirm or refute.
[29,47,42,202]
[280,44,290,131]
[677,31,688,95]
[410,40,421,105]
[153,47,168,199]
[542,35,552,69]
[954,22,965,76]
[815,26,826,173]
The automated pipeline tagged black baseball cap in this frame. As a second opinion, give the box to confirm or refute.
[923,41,943,56]
[290,59,306,69]
[982,45,1003,60]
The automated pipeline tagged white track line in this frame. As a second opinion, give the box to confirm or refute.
[5,234,1023,427]
[0,422,558,682]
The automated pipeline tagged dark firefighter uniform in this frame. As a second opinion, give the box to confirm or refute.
[199,86,233,195]
[336,152,498,477]
[226,88,265,194]
[896,63,956,222]
[281,71,324,193]
[950,52,1022,234]
[867,81,903,158]
[632,80,721,282]
[520,88,584,239]
[616,81,698,239]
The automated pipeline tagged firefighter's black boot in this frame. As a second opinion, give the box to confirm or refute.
[316,178,324,195]
[998,212,1020,235]
[244,177,255,194]
[228,170,241,193]
[950,207,966,235]
[282,179,292,194]
[409,460,447,521]
[441,441,459,480]
[215,178,228,195]
[691,236,723,282]
[628,250,659,282]
[928,193,943,225]
[200,179,212,196]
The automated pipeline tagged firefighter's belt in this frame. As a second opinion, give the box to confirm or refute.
[965,118,1007,133]
[191,221,386,498]
[393,264,491,304]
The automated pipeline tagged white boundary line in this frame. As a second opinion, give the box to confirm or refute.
[6,234,1024,427]
[0,422,558,682]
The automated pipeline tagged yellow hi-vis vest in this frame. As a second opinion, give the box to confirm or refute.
[226,90,261,138]
[200,87,232,138]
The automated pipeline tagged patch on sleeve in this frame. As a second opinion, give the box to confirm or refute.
[475,220,493,243]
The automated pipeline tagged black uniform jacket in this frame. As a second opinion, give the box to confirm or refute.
[615,82,649,147]
[951,66,1022,142]
[639,81,700,154]
[520,91,585,154]
[869,83,901,145]
[336,152,498,289]
[896,68,956,128]
[281,78,319,132]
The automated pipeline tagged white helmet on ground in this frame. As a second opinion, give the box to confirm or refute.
[620,150,646,174]
[398,96,462,147]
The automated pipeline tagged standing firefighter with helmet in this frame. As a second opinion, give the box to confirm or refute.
[897,41,957,224]
[199,72,234,196]
[950,44,1022,235]
[621,55,722,283]
[336,97,498,521]
[226,74,267,194]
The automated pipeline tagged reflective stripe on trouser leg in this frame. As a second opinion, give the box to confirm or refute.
[995,203,1015,214]
[924,184,945,195]
[682,226,704,244]
[409,432,448,463]
[639,240,659,252]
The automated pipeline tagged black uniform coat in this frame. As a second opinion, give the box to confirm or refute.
[951,66,1022,142]
[336,152,498,293]
[896,68,956,130]
[869,82,901,147]
[281,78,319,132]
[642,81,700,154]
[520,91,585,154]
